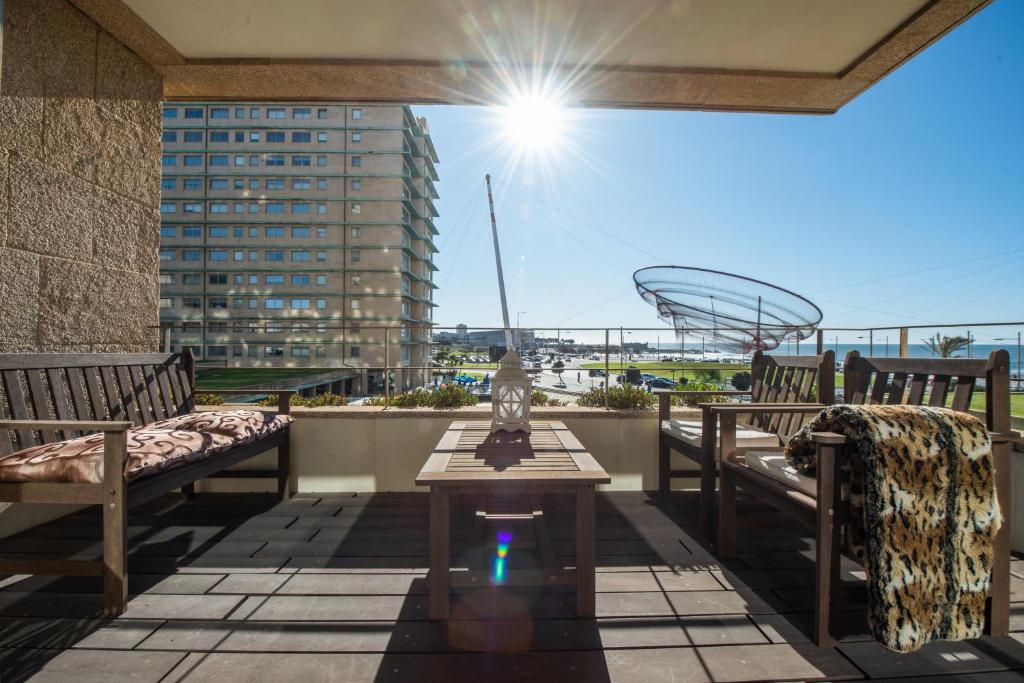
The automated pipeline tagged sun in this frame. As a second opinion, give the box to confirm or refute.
[497,91,568,154]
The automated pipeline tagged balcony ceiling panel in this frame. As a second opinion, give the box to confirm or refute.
[73,0,991,113]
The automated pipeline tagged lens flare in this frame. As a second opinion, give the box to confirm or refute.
[493,530,513,583]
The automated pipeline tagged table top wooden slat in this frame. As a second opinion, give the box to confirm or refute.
[416,421,610,486]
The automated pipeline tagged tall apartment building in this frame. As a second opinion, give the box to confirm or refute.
[158,103,439,393]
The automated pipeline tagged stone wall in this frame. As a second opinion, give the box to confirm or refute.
[0,0,163,353]
[0,0,163,535]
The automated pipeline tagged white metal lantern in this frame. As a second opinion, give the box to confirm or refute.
[491,348,531,433]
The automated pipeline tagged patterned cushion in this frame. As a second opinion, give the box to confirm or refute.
[0,429,236,484]
[148,410,293,446]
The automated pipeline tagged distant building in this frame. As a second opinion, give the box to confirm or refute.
[158,103,439,392]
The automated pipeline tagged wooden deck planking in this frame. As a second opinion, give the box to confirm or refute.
[0,491,1019,683]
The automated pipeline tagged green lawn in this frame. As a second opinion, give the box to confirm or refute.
[195,368,329,391]
[579,360,748,381]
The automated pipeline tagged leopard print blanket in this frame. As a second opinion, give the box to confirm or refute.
[784,404,999,653]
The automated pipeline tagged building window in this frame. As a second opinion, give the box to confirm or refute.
[161,131,177,143]
[183,297,202,309]
[292,202,310,215]
[267,108,285,119]
[159,273,175,285]
[234,155,246,166]
[351,179,361,190]
[351,299,360,310]
[291,299,310,310]
[161,155,176,167]
[265,227,284,237]
[317,178,328,190]
[207,130,229,142]
[159,250,176,261]
[208,297,228,310]
[317,203,327,215]
[207,202,227,214]
[209,154,228,166]
[233,226,244,237]
[292,178,311,190]
[183,249,202,262]
[292,132,311,143]
[317,155,328,167]
[209,273,227,284]
[266,251,284,262]
[183,154,203,167]
[291,250,310,262]
[350,346,361,357]
[291,346,310,358]
[184,131,203,142]
[183,226,202,238]
[250,107,260,119]
[234,131,244,143]
[209,250,228,261]
[184,107,203,119]
[265,202,285,214]
[351,156,362,167]
[210,107,229,119]
[293,108,311,119]
[160,178,176,192]
[266,275,285,285]
[266,178,285,190]
[266,131,285,143]
[351,203,361,215]
[316,274,327,285]
[209,178,228,190]
[317,132,328,143]
[209,227,228,238]
[351,108,362,120]
[266,155,285,166]
[316,299,326,310]
[159,226,176,238]
[249,155,260,166]
[233,202,245,214]
[316,227,327,238]
[318,108,328,119]
[350,226,360,237]
[183,178,201,190]
[249,179,259,190]
[351,132,361,143]
[316,250,327,262]
[265,298,284,309]
[291,274,310,285]
[264,346,283,357]
[160,202,176,214]
[234,250,245,261]
[292,155,311,167]
[162,107,177,119]
[351,250,361,263]
[234,107,245,118]
[351,275,361,286]
[291,227,310,238]
[207,345,227,357]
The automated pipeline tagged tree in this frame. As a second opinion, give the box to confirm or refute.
[552,360,565,386]
[920,333,970,358]
[731,371,752,391]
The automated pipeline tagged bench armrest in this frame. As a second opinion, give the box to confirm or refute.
[989,431,1018,444]
[0,419,132,432]
[810,431,847,445]
[198,389,296,415]
[703,403,825,414]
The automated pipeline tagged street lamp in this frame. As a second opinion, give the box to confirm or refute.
[994,333,1022,390]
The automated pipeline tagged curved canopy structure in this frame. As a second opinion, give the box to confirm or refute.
[634,266,822,353]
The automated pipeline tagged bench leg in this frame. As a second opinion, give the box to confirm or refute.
[277,439,291,501]
[814,443,842,648]
[717,464,737,558]
[429,487,450,619]
[986,442,1011,636]
[576,484,596,617]
[102,432,128,617]
[658,437,670,495]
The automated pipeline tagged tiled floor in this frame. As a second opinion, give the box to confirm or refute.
[0,491,1022,682]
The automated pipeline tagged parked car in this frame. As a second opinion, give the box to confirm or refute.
[650,377,677,389]
[640,373,658,382]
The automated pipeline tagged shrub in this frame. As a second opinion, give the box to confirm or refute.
[258,392,348,408]
[365,384,478,408]
[671,382,731,407]
[731,371,752,391]
[531,389,565,407]
[194,392,223,405]
[576,384,656,410]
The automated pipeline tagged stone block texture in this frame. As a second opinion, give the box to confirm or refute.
[0,0,163,352]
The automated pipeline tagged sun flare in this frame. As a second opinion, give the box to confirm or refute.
[497,92,568,153]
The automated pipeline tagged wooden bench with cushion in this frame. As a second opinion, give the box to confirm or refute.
[656,350,835,538]
[716,350,1014,647]
[0,351,294,615]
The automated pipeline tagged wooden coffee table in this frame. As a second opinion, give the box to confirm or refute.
[416,420,610,619]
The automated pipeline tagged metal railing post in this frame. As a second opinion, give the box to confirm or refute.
[898,327,909,358]
[604,329,610,411]
[869,330,873,356]
[384,327,390,408]
[815,329,824,355]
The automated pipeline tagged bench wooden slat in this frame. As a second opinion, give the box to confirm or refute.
[154,363,177,418]
[886,372,908,405]
[3,370,35,450]
[906,373,927,405]
[951,375,976,413]
[114,366,142,426]
[64,367,92,426]
[868,371,890,405]
[175,365,195,414]
[929,374,951,407]
[98,366,123,421]
[130,365,157,424]
[83,367,107,421]
[25,369,58,444]
[46,368,76,440]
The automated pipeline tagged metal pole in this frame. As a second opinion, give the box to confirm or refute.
[604,329,610,411]
[869,330,873,356]
[1018,331,1021,391]
[384,327,390,408]
[484,175,514,350]
[816,329,824,355]
[163,324,172,353]
[755,295,762,351]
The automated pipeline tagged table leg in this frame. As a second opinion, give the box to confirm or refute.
[576,484,596,617]
[429,486,451,619]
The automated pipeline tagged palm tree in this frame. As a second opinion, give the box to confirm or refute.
[920,333,970,358]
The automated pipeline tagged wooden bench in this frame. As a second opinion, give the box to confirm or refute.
[656,350,835,538]
[716,350,1014,646]
[0,351,293,615]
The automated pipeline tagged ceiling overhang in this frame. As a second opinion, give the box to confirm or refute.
[69,0,991,113]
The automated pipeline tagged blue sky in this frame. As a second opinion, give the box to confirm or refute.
[417,1,1023,344]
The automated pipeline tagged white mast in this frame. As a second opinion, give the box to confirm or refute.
[485,174,514,350]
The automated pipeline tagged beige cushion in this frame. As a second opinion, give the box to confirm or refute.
[743,451,817,497]
[661,419,781,450]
